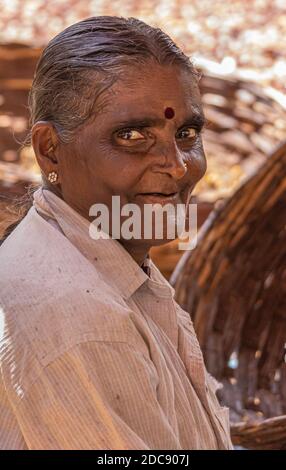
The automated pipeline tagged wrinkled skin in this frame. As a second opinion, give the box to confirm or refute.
[32,60,207,265]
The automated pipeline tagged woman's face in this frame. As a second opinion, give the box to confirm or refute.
[39,61,207,251]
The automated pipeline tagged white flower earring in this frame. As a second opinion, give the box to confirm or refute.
[48,171,58,183]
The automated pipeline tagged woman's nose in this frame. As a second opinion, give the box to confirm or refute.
[153,140,188,180]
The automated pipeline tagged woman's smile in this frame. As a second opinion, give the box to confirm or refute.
[134,191,180,205]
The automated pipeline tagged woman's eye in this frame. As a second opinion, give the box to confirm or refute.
[177,127,198,139]
[116,129,145,141]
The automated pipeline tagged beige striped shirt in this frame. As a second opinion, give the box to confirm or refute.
[0,187,233,450]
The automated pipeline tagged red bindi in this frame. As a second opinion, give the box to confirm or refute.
[164,107,175,119]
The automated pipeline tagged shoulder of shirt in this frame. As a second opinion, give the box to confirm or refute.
[0,207,146,372]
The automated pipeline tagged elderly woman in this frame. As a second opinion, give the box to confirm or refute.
[0,16,232,450]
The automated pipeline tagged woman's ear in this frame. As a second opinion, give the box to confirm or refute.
[31,121,60,177]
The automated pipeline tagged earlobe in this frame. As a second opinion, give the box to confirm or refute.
[31,122,60,186]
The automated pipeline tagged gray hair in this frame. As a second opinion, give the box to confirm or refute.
[25,15,198,146]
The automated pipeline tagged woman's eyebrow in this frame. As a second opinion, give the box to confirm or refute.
[114,111,206,130]
[180,112,206,129]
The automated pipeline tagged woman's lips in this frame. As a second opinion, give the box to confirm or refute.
[135,192,180,204]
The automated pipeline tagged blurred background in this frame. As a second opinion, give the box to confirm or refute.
[0,0,285,449]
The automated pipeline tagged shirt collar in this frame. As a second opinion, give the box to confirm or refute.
[33,187,175,300]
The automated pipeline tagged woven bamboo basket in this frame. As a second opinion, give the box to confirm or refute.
[169,141,286,450]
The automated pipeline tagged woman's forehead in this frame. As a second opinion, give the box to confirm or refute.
[96,94,203,129]
[120,65,198,98]
[85,63,203,132]
[97,63,200,107]
[97,83,201,124]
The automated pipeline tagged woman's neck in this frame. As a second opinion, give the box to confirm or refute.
[118,240,150,267]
